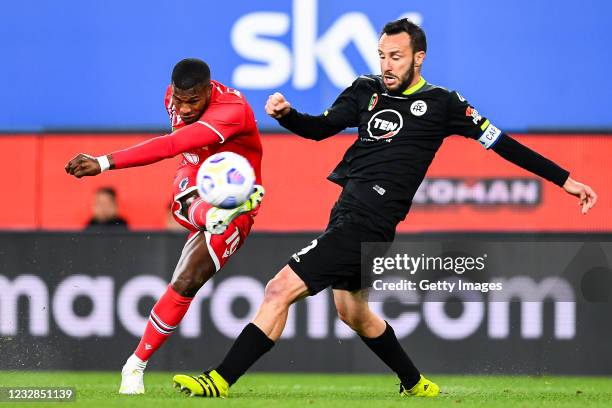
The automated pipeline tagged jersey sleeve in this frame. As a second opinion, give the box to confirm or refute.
[278,79,360,140]
[446,90,503,149]
[321,80,361,129]
[110,122,224,169]
[197,102,245,143]
[446,90,569,186]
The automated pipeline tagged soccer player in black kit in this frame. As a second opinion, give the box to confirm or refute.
[173,18,597,398]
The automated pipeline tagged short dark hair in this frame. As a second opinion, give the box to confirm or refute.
[381,18,427,53]
[171,58,211,90]
[96,186,117,201]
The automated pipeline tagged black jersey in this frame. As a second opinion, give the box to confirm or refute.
[278,75,569,225]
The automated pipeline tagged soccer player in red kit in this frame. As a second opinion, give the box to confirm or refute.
[65,58,264,394]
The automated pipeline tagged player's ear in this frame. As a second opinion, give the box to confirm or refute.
[414,51,426,68]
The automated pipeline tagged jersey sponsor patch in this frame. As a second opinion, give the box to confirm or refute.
[410,100,427,116]
[373,184,386,196]
[179,177,190,192]
[465,106,483,125]
[478,123,502,149]
[367,109,404,140]
[183,152,200,165]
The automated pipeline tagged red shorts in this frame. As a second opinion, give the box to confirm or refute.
[172,163,255,272]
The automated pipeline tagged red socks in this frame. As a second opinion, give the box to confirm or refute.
[134,284,193,361]
[188,197,214,230]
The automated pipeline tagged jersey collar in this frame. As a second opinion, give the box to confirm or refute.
[402,76,426,95]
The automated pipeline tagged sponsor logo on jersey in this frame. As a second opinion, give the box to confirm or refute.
[466,106,483,125]
[455,92,466,102]
[367,109,403,140]
[179,177,190,192]
[368,93,379,111]
[373,184,386,196]
[183,153,200,165]
[410,100,427,116]
[478,123,502,149]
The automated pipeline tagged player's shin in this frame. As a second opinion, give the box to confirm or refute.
[187,197,212,230]
[120,284,193,394]
[359,320,421,389]
[214,322,275,386]
[133,284,193,361]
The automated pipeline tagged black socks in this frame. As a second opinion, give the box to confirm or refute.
[216,323,275,385]
[360,321,421,389]
[216,321,420,389]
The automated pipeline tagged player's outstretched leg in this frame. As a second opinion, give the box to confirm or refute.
[333,289,440,398]
[173,265,308,397]
[189,185,264,235]
[119,232,217,394]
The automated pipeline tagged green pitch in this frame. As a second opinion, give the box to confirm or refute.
[1,371,611,407]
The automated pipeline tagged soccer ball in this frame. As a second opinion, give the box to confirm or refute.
[196,152,255,209]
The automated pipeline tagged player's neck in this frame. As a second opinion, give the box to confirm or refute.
[401,75,425,96]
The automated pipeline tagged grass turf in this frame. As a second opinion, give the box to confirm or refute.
[0,371,611,407]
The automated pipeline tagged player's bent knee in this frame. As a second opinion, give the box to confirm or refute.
[263,278,291,307]
[263,265,307,307]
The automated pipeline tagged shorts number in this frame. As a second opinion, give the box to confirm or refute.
[292,239,318,262]
[222,229,241,258]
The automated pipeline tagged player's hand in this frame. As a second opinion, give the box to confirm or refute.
[65,153,102,178]
[562,177,597,215]
[265,92,291,119]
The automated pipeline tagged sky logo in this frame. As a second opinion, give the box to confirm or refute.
[231,0,422,90]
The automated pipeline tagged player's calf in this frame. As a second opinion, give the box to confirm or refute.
[119,233,218,394]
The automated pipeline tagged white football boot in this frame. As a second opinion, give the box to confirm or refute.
[206,185,265,234]
[119,354,147,394]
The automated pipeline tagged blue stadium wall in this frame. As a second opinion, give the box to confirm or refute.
[2,0,611,132]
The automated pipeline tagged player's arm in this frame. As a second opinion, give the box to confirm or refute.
[65,105,243,178]
[447,91,597,214]
[265,81,360,140]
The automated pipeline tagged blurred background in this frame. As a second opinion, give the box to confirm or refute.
[1,0,611,375]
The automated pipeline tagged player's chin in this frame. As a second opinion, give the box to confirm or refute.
[383,80,400,92]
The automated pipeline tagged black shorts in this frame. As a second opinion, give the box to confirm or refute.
[288,191,395,295]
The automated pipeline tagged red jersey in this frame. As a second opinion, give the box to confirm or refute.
[111,80,262,185]
[162,80,262,184]
[109,80,263,231]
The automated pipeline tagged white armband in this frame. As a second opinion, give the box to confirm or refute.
[97,155,111,172]
[478,123,502,149]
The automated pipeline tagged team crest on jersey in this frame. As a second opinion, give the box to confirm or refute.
[179,177,189,192]
[368,93,379,111]
[367,109,404,140]
[183,152,200,165]
[410,100,427,116]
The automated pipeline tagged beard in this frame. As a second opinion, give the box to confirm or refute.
[386,60,416,96]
